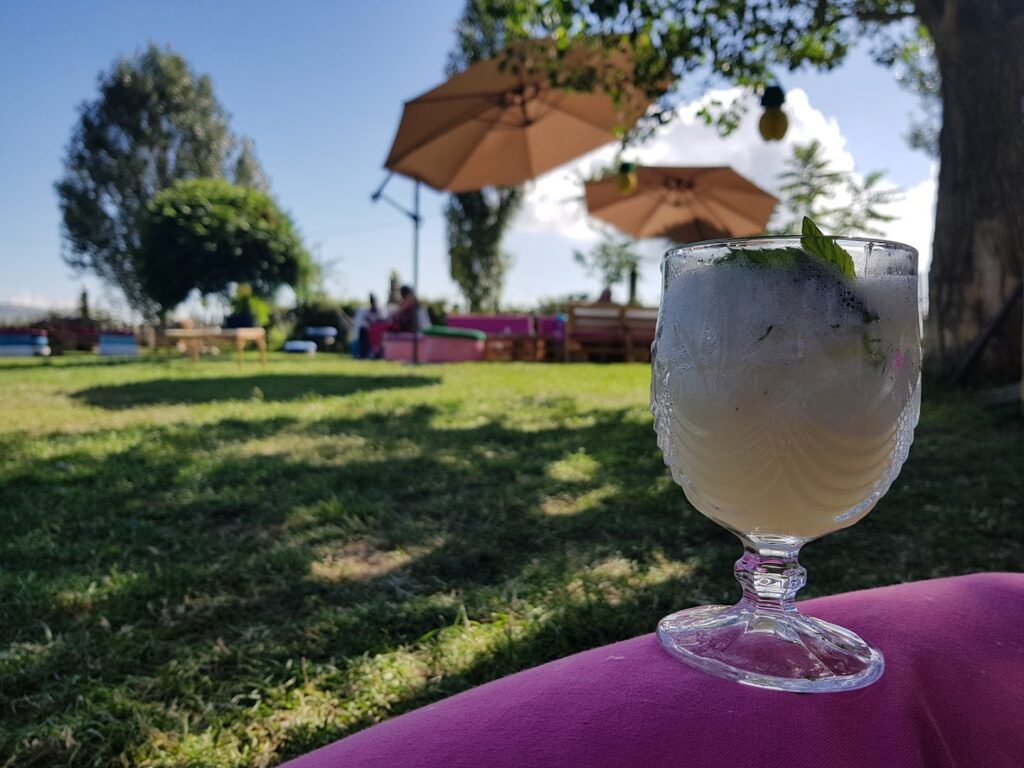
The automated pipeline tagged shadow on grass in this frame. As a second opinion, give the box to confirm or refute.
[1,395,1022,765]
[71,373,440,408]
[1,358,131,372]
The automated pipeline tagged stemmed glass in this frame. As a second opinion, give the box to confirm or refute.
[651,235,920,692]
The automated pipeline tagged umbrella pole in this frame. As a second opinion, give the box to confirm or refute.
[412,180,421,365]
[370,173,424,365]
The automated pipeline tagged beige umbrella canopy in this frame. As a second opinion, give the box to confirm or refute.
[384,41,654,192]
[585,165,778,243]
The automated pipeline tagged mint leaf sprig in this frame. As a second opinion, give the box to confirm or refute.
[724,217,856,278]
[801,216,855,277]
[719,217,887,366]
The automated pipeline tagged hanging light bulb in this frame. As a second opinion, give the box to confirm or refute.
[758,85,788,142]
[617,161,638,195]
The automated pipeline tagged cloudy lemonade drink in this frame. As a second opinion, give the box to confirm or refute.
[651,228,920,692]
[652,241,920,541]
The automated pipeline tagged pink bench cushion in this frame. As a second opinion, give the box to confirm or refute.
[282,573,1024,768]
[381,333,422,362]
[536,315,564,340]
[448,315,534,336]
[421,335,485,363]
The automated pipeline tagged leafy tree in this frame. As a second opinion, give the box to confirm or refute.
[232,137,271,192]
[497,0,1024,378]
[56,45,269,318]
[446,189,520,311]
[771,140,899,237]
[886,24,940,157]
[573,235,644,303]
[445,0,524,312]
[136,179,311,317]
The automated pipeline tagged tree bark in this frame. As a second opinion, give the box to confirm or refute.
[921,0,1024,384]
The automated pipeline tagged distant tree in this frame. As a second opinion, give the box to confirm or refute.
[232,137,271,192]
[771,140,900,236]
[574,235,643,303]
[136,179,311,318]
[446,189,520,311]
[445,0,524,312]
[78,288,90,321]
[55,44,269,318]
[387,271,403,305]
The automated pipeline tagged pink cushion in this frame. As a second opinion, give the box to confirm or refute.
[381,333,423,362]
[282,573,1024,768]
[421,335,485,363]
[448,315,534,336]
[536,315,565,340]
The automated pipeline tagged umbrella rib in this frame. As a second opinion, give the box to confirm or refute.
[542,91,635,135]
[633,191,670,237]
[387,99,501,169]
[704,189,774,225]
[702,189,774,229]
[444,120,510,190]
[692,194,730,233]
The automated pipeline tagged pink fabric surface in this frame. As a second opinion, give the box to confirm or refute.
[282,573,1024,768]
[536,315,565,340]
[447,315,534,336]
[421,335,485,363]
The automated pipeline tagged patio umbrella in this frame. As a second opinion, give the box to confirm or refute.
[384,40,653,192]
[375,39,657,362]
[584,165,778,243]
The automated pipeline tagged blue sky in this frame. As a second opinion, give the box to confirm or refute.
[0,1,934,315]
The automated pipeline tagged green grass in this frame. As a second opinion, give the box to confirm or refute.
[1,354,1021,767]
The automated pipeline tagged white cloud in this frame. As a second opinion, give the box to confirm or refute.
[511,88,935,276]
[1,292,73,310]
[877,167,937,275]
[514,88,857,243]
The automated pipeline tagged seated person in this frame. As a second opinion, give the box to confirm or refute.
[390,285,429,333]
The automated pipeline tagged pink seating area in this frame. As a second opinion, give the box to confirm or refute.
[536,314,565,342]
[447,314,534,336]
[381,332,421,362]
[382,332,485,363]
[282,572,1024,768]
[423,333,485,362]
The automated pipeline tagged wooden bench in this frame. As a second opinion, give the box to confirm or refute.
[564,304,658,363]
[447,315,544,362]
[565,304,625,362]
[622,307,658,363]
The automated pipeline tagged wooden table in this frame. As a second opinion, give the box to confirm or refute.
[161,327,267,364]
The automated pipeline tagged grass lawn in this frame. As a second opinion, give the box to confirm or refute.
[1,354,1021,766]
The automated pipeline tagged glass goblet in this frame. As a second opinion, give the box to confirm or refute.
[651,236,920,692]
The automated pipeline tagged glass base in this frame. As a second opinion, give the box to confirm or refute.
[658,604,884,693]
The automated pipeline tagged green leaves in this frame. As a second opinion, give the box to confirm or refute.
[726,218,855,278]
[55,45,272,318]
[742,246,805,269]
[137,178,311,311]
[800,216,855,277]
[722,218,881,347]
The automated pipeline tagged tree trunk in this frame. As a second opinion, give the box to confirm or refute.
[922,0,1024,384]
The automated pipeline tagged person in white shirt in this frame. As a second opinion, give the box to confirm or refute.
[353,294,383,358]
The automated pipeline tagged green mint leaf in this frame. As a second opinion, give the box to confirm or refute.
[730,246,804,267]
[801,217,855,278]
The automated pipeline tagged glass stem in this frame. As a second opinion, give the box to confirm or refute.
[734,540,806,614]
